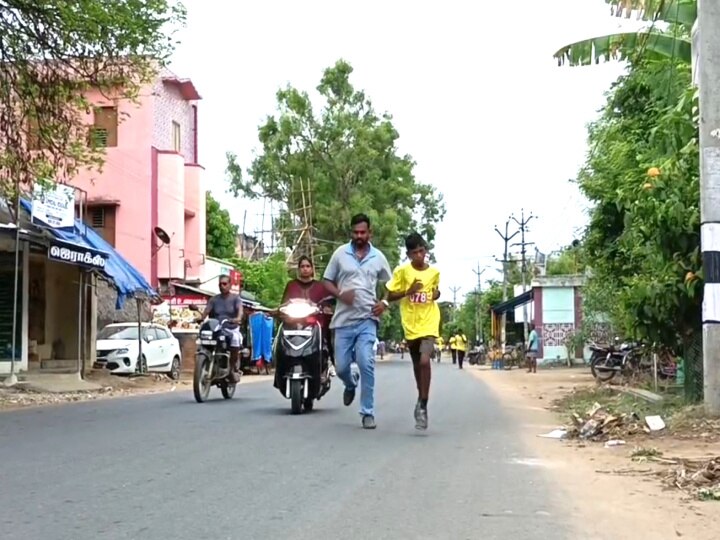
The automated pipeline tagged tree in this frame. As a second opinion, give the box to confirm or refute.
[575,56,700,347]
[231,252,289,307]
[0,1,185,207]
[226,60,445,270]
[206,191,238,260]
[546,242,587,276]
[554,0,695,66]
[455,281,504,344]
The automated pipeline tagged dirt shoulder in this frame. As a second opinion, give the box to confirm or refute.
[470,366,720,540]
[0,371,273,412]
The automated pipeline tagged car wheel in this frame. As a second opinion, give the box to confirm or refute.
[169,356,181,381]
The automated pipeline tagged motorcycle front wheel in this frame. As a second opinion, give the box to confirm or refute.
[193,354,213,403]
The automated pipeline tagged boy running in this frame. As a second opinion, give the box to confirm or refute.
[385,233,441,430]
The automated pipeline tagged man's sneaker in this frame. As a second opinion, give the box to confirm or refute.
[328,364,336,378]
[362,415,376,429]
[343,387,355,406]
[414,400,421,420]
[415,407,428,430]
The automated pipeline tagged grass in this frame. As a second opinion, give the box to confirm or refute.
[554,385,685,420]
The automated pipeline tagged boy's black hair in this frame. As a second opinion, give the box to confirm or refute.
[350,213,370,228]
[405,232,427,252]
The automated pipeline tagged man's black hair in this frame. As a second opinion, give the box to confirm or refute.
[350,213,371,228]
[405,232,426,252]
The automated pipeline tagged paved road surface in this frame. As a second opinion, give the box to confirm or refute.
[0,358,570,539]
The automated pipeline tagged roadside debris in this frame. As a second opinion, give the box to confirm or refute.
[561,401,666,442]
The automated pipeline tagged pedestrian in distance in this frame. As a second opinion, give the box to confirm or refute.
[385,232,441,430]
[323,213,392,430]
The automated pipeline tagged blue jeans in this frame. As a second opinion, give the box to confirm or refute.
[333,319,377,417]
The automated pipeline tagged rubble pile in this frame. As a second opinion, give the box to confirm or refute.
[566,402,647,442]
[659,457,720,500]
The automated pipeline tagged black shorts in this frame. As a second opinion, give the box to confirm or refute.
[407,337,436,363]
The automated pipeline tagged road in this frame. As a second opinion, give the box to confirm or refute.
[0,357,571,540]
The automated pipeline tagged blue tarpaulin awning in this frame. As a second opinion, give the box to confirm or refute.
[20,199,159,309]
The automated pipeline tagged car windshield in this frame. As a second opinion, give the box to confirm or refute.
[97,326,140,340]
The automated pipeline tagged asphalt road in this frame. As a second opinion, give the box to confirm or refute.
[0,357,570,540]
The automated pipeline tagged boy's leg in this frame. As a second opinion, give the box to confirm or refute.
[334,324,358,405]
[407,339,422,396]
[414,337,434,429]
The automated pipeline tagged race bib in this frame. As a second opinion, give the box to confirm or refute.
[409,292,429,303]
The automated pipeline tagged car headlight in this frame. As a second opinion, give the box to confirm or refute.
[114,348,129,354]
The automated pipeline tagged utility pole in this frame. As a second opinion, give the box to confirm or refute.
[698,1,720,414]
[449,286,461,325]
[511,209,536,344]
[495,220,520,351]
[472,263,486,344]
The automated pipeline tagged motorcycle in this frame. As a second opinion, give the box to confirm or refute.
[590,340,644,382]
[272,297,333,414]
[190,306,246,403]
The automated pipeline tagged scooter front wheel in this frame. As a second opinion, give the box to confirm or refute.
[290,379,303,415]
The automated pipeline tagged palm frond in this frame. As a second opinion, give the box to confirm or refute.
[606,0,696,27]
[554,31,691,66]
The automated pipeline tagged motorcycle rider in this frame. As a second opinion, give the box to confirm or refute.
[201,275,244,382]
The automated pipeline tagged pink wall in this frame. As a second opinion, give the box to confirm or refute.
[70,74,204,287]
[72,86,155,279]
[183,164,205,281]
[155,152,186,281]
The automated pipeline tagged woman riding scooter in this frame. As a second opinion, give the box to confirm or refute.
[279,256,335,375]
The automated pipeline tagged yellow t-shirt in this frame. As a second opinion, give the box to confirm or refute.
[386,263,441,341]
[449,336,457,350]
[454,334,469,352]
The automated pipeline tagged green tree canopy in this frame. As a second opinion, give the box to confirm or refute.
[0,0,185,204]
[206,191,238,260]
[231,252,289,307]
[576,57,700,347]
[226,59,445,270]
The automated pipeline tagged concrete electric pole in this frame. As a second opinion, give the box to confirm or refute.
[495,220,520,351]
[698,1,720,414]
[472,263,486,344]
[511,209,536,343]
[450,286,461,325]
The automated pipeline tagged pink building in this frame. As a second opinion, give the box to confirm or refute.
[71,71,205,291]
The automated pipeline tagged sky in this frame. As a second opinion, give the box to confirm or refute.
[170,0,645,302]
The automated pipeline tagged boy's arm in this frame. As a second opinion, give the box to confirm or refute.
[385,267,407,302]
[432,271,441,300]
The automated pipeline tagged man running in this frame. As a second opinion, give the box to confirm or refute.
[323,213,392,429]
[386,232,440,430]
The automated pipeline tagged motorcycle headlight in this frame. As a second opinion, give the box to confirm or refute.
[200,330,213,338]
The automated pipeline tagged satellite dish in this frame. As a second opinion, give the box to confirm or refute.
[153,226,171,245]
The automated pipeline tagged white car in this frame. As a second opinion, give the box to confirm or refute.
[94,322,182,379]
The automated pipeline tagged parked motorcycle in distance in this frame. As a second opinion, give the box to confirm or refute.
[590,339,643,382]
[188,305,245,403]
[272,297,333,414]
